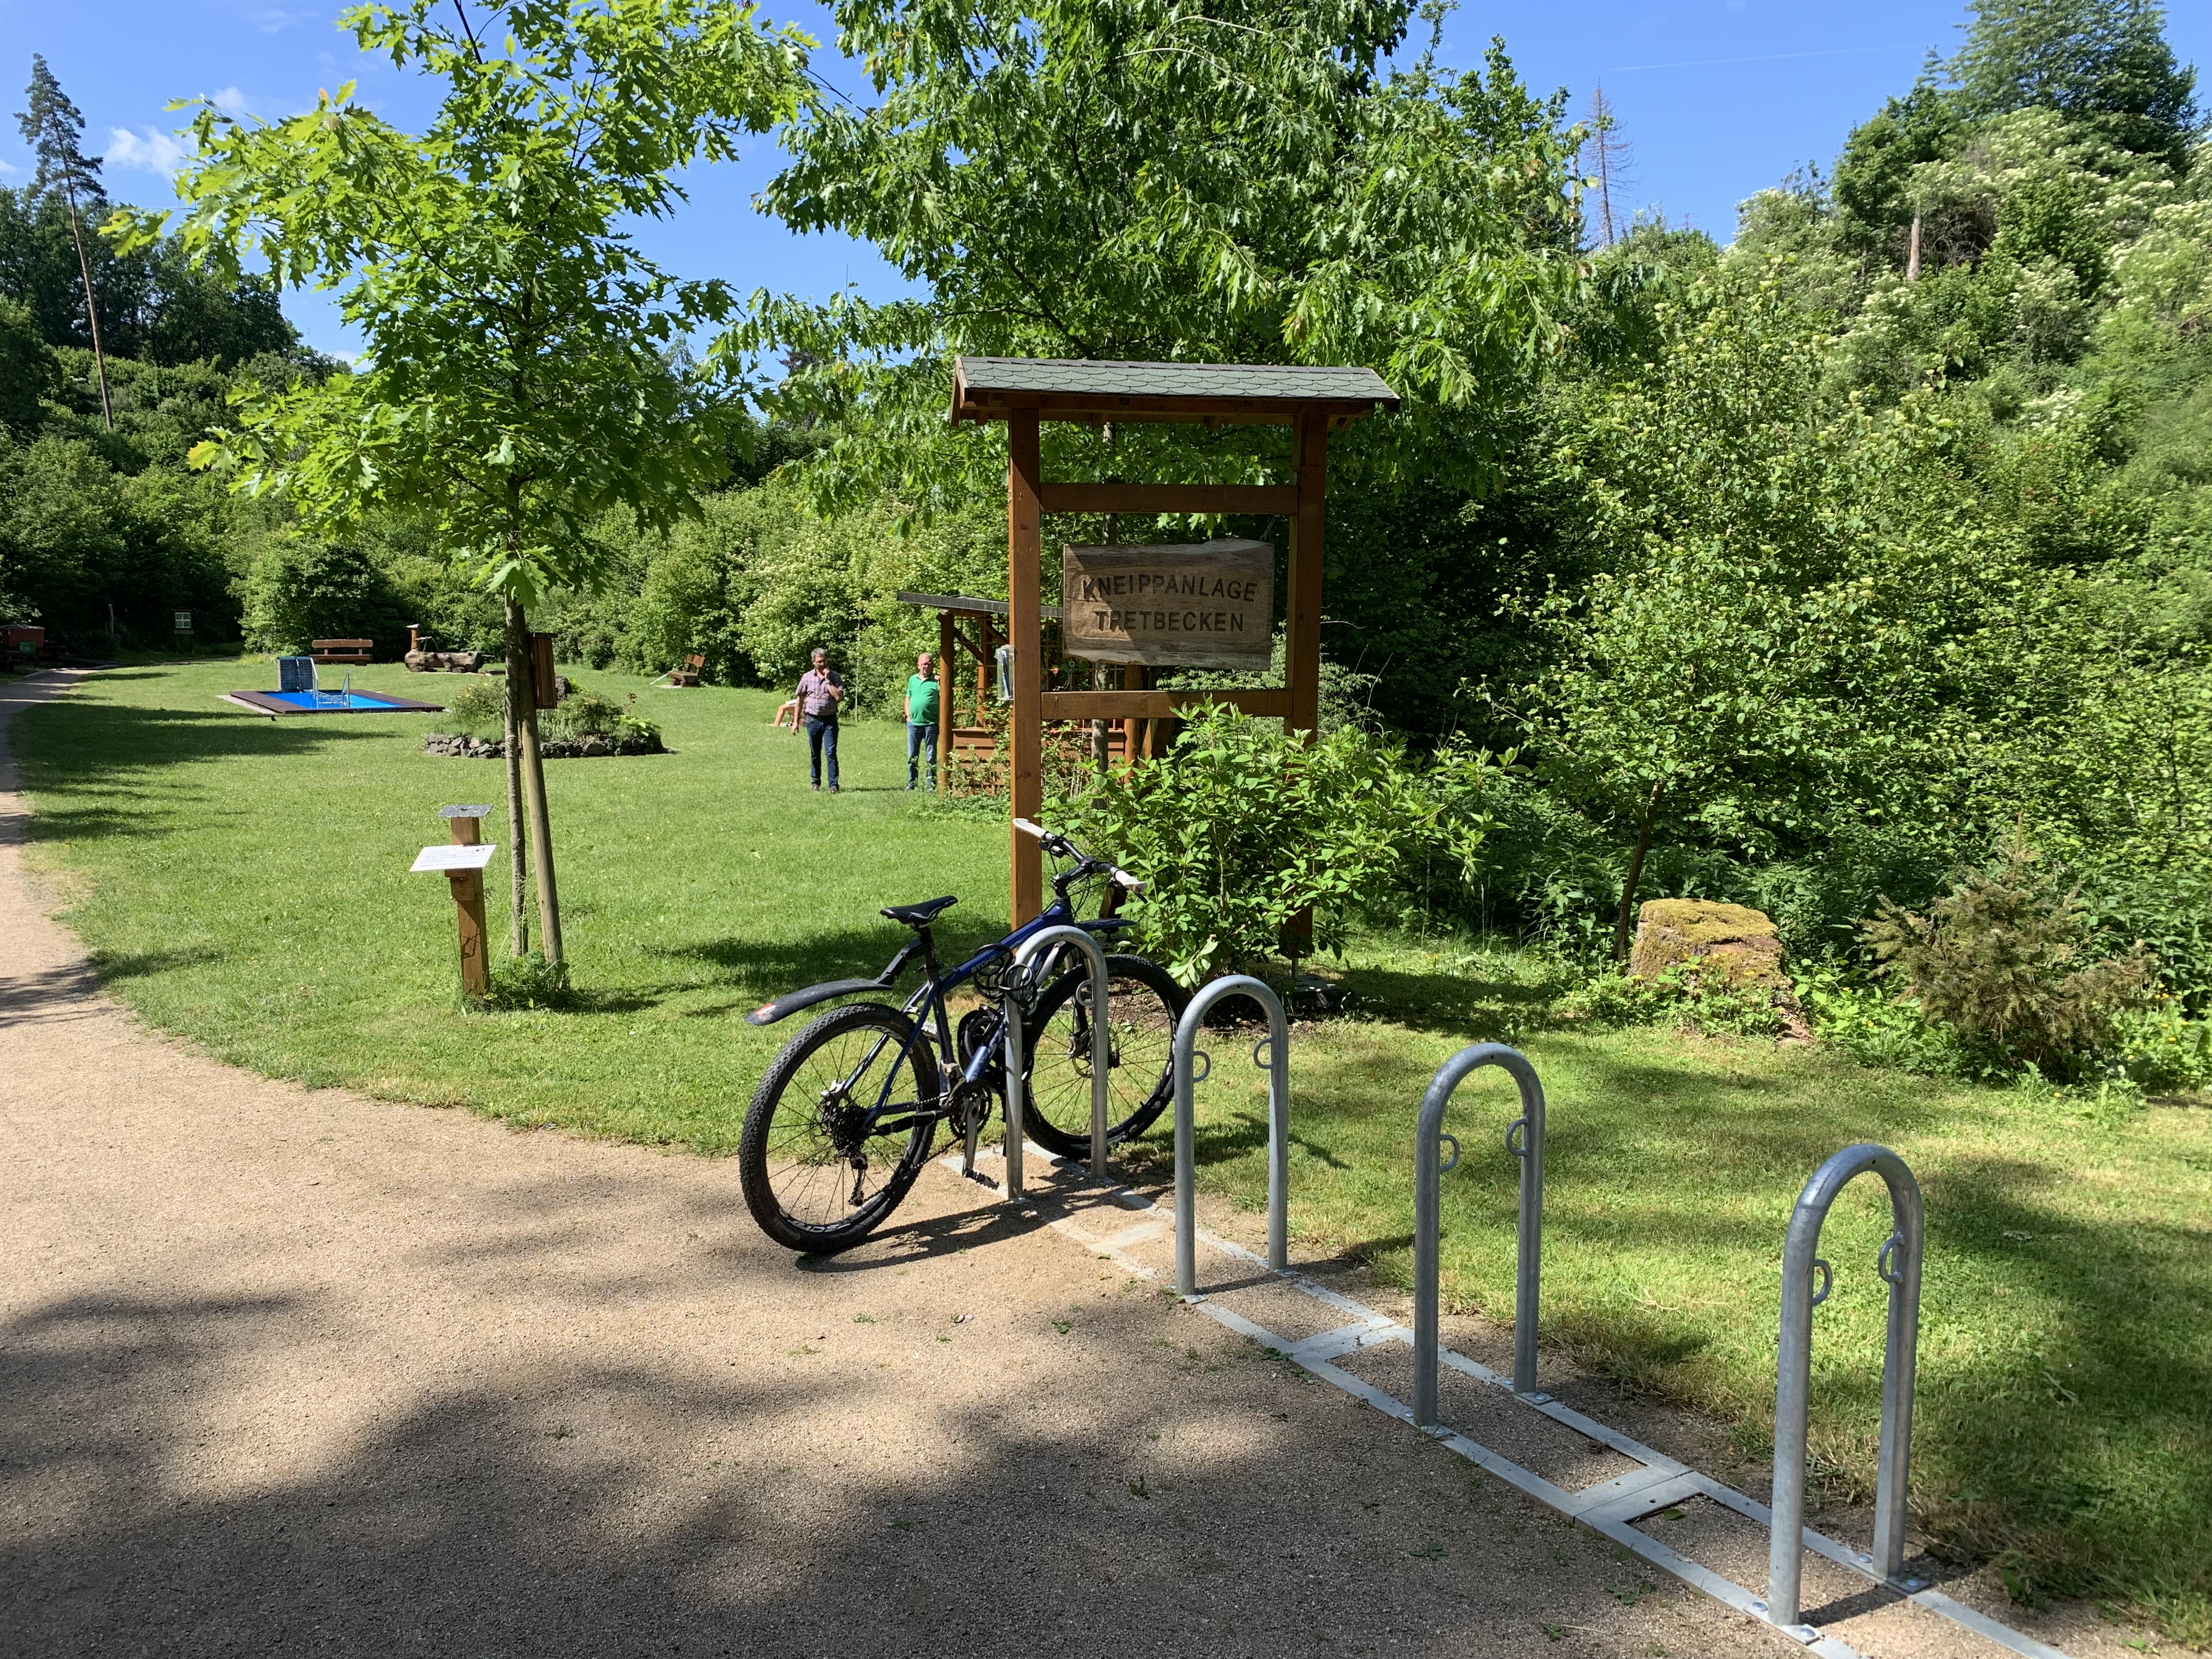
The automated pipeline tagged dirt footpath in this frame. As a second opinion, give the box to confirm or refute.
[0,670,2109,1659]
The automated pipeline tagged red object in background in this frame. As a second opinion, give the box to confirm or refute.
[4,625,45,661]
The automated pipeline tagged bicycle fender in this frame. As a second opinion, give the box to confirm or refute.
[746,979,889,1026]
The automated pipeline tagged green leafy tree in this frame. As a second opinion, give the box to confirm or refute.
[16,57,114,428]
[115,0,807,965]
[1525,281,2077,958]
[741,0,1587,513]
[0,297,57,435]
[1947,0,2199,166]
[0,186,303,370]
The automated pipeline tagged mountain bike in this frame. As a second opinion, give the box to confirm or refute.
[737,820,1188,1253]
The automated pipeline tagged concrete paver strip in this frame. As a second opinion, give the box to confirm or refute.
[0,669,2129,1657]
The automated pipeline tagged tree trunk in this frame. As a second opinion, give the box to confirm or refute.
[504,598,564,967]
[61,185,112,431]
[1610,787,1661,963]
[1905,211,1922,282]
[500,605,531,958]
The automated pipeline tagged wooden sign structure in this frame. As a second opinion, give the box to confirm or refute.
[950,357,1399,923]
[1061,539,1273,672]
[414,805,496,995]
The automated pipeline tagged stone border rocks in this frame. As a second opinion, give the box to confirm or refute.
[423,731,665,760]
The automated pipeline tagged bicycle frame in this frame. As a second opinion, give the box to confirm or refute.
[843,894,1131,1147]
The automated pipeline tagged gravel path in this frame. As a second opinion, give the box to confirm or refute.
[0,669,2113,1659]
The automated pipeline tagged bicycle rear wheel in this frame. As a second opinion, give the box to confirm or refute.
[739,1002,943,1254]
[1021,953,1187,1159]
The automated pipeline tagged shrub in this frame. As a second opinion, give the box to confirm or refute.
[438,677,509,740]
[1052,706,1499,986]
[1565,958,1786,1039]
[1863,843,2155,1074]
[1797,968,1989,1077]
[543,688,660,746]
[2110,1001,2212,1093]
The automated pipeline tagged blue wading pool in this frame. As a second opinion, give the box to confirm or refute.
[223,687,447,718]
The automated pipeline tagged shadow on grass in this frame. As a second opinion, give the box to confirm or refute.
[1338,958,1581,1038]
[90,945,227,981]
[654,913,1019,1005]
[15,701,399,839]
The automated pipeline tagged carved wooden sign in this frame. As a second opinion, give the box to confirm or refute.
[1060,539,1274,670]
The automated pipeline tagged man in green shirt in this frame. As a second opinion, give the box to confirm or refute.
[905,652,941,791]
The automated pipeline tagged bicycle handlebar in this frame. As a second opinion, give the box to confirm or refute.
[1012,817,1147,895]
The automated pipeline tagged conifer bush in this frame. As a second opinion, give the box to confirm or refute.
[1864,843,2153,1074]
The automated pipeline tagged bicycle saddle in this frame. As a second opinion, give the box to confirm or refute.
[882,895,958,928]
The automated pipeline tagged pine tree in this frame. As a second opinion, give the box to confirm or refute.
[1946,0,2200,164]
[16,55,112,428]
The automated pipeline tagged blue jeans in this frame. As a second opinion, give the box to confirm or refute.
[805,716,839,789]
[906,721,938,789]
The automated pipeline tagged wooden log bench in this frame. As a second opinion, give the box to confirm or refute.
[312,638,375,667]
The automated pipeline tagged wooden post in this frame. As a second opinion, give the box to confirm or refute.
[530,631,560,710]
[1284,411,1328,956]
[1125,662,1150,763]
[439,805,493,996]
[937,610,955,785]
[1286,410,1327,740]
[1008,408,1044,923]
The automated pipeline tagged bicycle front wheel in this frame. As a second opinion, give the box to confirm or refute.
[1021,953,1187,1159]
[739,1002,943,1254]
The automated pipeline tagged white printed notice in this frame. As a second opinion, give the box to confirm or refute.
[411,843,499,872]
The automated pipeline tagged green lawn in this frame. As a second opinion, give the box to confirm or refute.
[13,658,1013,1143]
[16,661,2212,1639]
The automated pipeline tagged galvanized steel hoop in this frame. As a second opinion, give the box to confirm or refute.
[1765,1143,1925,1632]
[1168,976,1293,1297]
[1413,1043,1545,1426]
[1002,925,1115,1196]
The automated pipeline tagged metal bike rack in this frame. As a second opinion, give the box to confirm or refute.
[1766,1143,1925,1633]
[1168,976,1291,1297]
[1002,925,1114,1192]
[1413,1043,1545,1426]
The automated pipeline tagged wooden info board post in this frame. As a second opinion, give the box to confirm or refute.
[949,358,1398,923]
[416,805,496,996]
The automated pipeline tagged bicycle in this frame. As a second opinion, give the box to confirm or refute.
[737,819,1189,1253]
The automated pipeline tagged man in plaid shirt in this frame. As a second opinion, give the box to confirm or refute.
[795,647,845,792]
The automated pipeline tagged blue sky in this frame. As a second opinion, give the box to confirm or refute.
[3,1,2205,358]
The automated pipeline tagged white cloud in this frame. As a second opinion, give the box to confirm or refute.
[106,127,195,178]
[252,8,312,32]
[0,159,17,177]
[212,86,251,114]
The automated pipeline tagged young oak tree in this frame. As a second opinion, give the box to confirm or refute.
[114,0,806,967]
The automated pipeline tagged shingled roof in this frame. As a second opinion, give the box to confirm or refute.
[950,357,1398,425]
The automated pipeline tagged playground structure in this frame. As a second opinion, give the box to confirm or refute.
[955,1032,2066,1659]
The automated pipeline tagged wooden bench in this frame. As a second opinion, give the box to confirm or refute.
[312,638,375,667]
[667,653,706,688]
